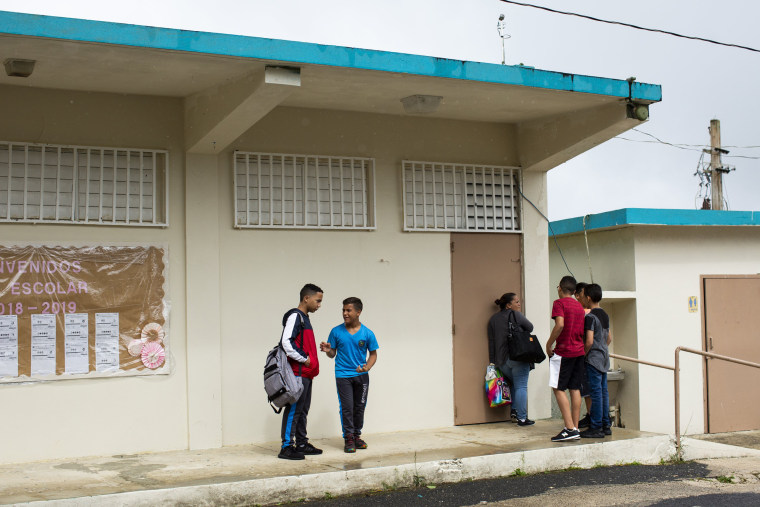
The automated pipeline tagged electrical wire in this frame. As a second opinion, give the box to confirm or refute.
[498,0,760,54]
[516,184,575,278]
[614,129,760,158]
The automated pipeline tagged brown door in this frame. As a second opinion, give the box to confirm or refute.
[704,276,760,432]
[451,233,522,425]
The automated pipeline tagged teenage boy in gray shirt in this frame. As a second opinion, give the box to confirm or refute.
[579,283,612,438]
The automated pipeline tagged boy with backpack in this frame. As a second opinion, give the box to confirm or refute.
[579,283,613,438]
[278,283,323,460]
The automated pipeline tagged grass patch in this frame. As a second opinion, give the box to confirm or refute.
[511,468,527,477]
[716,475,734,484]
[323,492,333,499]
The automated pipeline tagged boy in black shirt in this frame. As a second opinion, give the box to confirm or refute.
[580,283,613,438]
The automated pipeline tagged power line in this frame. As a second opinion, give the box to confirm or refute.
[614,129,760,158]
[498,0,760,54]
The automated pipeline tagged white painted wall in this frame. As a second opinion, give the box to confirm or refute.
[550,223,760,435]
[0,85,188,464]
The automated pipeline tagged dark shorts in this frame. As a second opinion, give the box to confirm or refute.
[549,354,584,391]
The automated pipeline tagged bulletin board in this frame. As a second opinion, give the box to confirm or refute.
[0,244,170,382]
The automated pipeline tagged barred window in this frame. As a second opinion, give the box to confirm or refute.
[234,152,375,230]
[402,160,521,232]
[0,141,168,226]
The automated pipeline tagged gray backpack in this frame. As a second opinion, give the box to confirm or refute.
[264,317,305,413]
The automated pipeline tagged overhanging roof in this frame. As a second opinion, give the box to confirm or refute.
[549,209,760,237]
[0,11,661,124]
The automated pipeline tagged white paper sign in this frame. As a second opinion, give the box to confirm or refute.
[65,313,89,374]
[31,314,57,375]
[0,315,19,377]
[95,313,119,372]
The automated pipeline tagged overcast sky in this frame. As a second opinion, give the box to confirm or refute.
[1,0,757,220]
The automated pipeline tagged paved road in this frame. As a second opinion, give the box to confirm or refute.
[286,457,760,506]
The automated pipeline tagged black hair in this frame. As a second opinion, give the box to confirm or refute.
[585,283,603,303]
[575,282,588,296]
[342,297,363,312]
[494,292,517,311]
[300,283,323,301]
[559,276,577,295]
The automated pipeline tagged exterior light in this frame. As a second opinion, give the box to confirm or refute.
[4,58,36,78]
[401,95,443,114]
[626,102,649,122]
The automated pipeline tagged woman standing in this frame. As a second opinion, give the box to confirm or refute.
[487,293,535,426]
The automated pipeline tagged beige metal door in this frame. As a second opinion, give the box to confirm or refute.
[704,276,760,433]
[451,233,522,425]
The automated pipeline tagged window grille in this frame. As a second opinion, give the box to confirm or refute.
[234,152,375,230]
[402,160,521,232]
[0,141,168,226]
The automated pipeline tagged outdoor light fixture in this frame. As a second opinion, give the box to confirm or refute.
[626,102,649,121]
[400,94,443,114]
[4,58,36,78]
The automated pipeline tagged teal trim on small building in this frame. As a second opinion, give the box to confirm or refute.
[549,208,760,237]
[0,10,661,102]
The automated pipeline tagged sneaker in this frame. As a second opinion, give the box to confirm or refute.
[354,436,368,449]
[517,418,535,426]
[603,426,612,436]
[344,434,356,453]
[578,414,590,429]
[510,409,518,424]
[278,445,305,460]
[580,428,605,438]
[296,442,323,455]
[551,428,581,442]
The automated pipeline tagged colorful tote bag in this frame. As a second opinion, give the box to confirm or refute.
[485,364,511,407]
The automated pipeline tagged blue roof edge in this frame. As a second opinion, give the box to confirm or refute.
[0,10,662,102]
[549,208,760,236]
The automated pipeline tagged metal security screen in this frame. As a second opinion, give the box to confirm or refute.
[0,142,168,226]
[234,152,376,229]
[402,161,521,232]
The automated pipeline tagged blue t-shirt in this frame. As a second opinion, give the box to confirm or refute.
[327,323,379,378]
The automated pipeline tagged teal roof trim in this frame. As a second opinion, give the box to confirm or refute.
[549,208,760,237]
[0,10,662,102]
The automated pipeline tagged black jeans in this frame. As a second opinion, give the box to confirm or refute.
[280,377,312,448]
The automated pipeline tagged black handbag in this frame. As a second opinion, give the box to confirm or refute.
[507,311,546,364]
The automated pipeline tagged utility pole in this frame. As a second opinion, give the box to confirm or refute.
[709,119,724,210]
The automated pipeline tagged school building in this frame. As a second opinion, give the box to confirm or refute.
[549,208,760,436]
[0,11,661,464]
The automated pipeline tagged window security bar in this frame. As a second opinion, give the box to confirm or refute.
[402,160,521,233]
[233,152,376,230]
[0,141,168,227]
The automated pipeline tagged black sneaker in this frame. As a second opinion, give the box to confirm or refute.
[296,442,323,455]
[344,434,356,453]
[354,436,368,449]
[580,428,605,438]
[551,428,580,442]
[510,409,518,423]
[278,445,305,460]
[603,426,612,436]
[517,418,535,426]
[578,414,590,429]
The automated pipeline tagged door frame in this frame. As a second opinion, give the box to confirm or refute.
[700,274,760,433]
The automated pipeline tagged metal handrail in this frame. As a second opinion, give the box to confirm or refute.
[610,350,760,458]
[674,347,760,456]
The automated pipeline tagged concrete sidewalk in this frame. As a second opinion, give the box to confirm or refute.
[3,421,759,506]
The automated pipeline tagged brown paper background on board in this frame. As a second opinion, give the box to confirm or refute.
[0,245,166,377]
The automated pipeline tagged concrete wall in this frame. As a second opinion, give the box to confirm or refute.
[0,85,188,464]
[550,223,760,435]
[211,107,526,444]
[634,226,760,435]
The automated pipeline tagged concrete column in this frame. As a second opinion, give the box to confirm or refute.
[185,153,223,449]
[521,169,552,419]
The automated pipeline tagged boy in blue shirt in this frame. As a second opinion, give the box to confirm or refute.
[320,297,379,453]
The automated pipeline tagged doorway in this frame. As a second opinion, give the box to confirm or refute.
[451,233,522,425]
[703,275,760,432]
